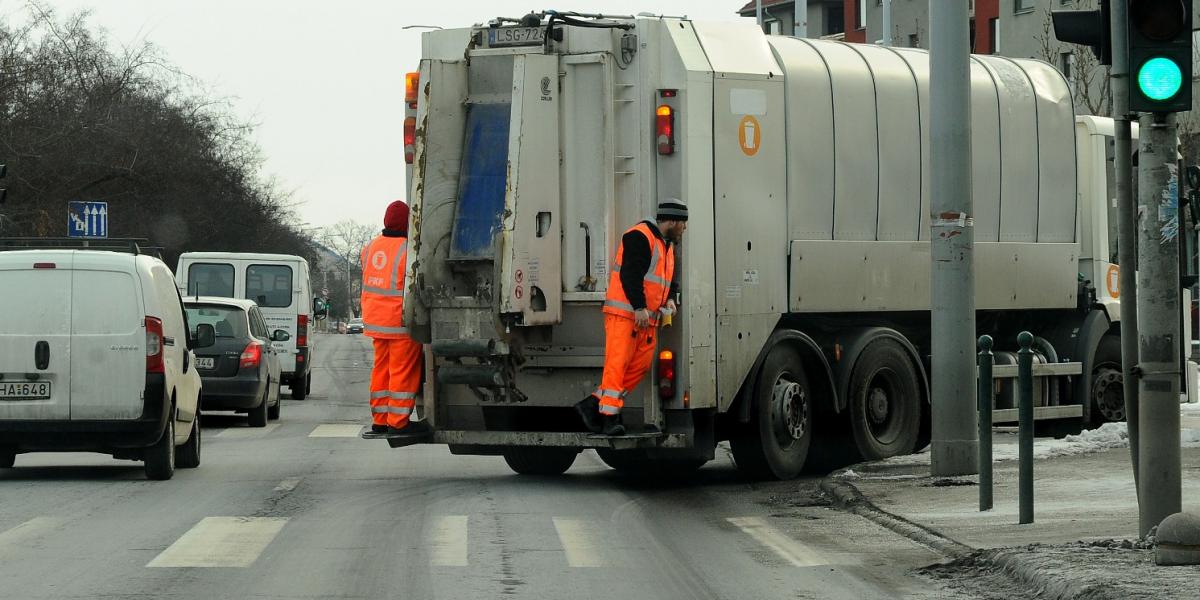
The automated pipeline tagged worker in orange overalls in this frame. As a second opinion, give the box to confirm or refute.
[361,200,431,437]
[575,199,688,435]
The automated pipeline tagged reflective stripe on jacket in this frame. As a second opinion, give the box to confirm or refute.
[603,222,675,320]
[360,235,409,339]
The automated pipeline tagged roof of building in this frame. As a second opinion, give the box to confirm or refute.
[736,0,794,16]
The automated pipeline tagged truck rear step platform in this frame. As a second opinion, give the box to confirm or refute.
[377,430,690,450]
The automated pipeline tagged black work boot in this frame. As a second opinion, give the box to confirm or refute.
[370,424,389,434]
[601,414,626,436]
[574,396,603,433]
[388,420,433,437]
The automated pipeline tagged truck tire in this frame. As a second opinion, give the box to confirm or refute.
[0,450,15,468]
[730,345,812,479]
[176,414,202,469]
[846,338,921,461]
[249,384,269,428]
[144,416,176,481]
[1090,335,1124,426]
[502,448,577,476]
[596,449,707,478]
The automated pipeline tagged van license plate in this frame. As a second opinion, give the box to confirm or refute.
[196,357,215,370]
[0,381,51,400]
[487,26,546,47]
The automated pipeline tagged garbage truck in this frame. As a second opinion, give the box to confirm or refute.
[394,11,1129,479]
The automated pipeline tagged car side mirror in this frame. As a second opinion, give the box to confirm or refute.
[272,329,291,342]
[195,324,216,349]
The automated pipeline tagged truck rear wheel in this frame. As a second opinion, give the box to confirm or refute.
[847,338,921,461]
[291,374,308,400]
[0,449,15,468]
[503,448,577,476]
[731,345,812,479]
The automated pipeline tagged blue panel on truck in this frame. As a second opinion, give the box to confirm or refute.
[451,102,511,259]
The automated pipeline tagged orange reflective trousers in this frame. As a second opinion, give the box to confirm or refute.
[595,314,659,416]
[370,337,422,428]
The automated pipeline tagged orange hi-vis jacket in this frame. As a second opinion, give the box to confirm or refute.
[603,222,675,323]
[360,234,410,339]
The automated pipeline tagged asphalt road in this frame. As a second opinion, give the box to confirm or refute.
[0,333,971,600]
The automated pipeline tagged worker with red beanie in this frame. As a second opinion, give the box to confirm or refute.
[361,200,431,437]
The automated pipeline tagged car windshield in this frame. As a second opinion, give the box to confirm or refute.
[184,304,248,339]
[350,318,363,325]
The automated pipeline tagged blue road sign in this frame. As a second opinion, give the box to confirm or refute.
[68,201,108,238]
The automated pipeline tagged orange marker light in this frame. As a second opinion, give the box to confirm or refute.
[655,105,675,155]
[405,71,420,108]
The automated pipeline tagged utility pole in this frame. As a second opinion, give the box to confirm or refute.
[1109,0,1140,497]
[882,0,893,46]
[756,0,763,28]
[796,0,806,38]
[1136,112,1183,537]
[929,0,977,476]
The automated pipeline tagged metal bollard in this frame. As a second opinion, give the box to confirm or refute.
[978,335,994,512]
[1017,331,1035,524]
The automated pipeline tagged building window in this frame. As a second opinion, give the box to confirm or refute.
[989,18,999,54]
[826,6,844,35]
[857,0,867,30]
[765,19,782,35]
[909,33,920,48]
[1060,51,1075,80]
[1014,0,1036,13]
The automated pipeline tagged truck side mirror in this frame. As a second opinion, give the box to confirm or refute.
[313,297,329,320]
[195,323,216,349]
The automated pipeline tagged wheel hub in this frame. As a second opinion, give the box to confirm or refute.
[1093,367,1125,422]
[773,379,807,442]
[868,387,890,424]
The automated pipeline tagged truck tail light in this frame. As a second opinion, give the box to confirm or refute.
[240,341,263,369]
[297,314,309,348]
[656,105,675,155]
[405,71,420,108]
[404,117,416,164]
[658,349,676,400]
[145,316,164,373]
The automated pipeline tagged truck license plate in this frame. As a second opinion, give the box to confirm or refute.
[196,357,215,370]
[0,381,51,400]
[487,26,546,47]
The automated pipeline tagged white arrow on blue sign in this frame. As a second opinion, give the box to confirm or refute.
[68,201,108,238]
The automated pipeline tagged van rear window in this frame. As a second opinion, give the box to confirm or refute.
[188,263,235,297]
[245,264,293,308]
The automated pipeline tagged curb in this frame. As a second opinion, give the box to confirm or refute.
[818,477,1099,600]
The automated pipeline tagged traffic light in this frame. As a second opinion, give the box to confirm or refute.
[1052,0,1112,65]
[1128,0,1193,113]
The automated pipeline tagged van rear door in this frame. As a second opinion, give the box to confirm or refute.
[244,261,298,370]
[69,254,145,419]
[0,253,73,420]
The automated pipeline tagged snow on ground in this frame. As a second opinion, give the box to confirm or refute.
[876,406,1200,467]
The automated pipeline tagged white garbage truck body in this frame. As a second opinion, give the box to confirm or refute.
[399,13,1125,478]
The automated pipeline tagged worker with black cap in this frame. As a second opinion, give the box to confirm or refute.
[575,198,687,435]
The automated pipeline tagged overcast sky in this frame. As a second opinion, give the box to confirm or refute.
[13,1,746,231]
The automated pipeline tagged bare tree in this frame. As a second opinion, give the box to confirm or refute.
[319,220,376,314]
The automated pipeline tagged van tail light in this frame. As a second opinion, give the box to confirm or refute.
[240,341,263,369]
[145,317,165,373]
[297,314,309,348]
[658,349,676,400]
[405,71,420,108]
[656,105,675,155]
[404,117,416,164]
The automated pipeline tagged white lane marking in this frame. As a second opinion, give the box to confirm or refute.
[274,478,301,492]
[0,517,65,555]
[147,517,287,568]
[429,515,469,567]
[727,517,826,567]
[308,424,364,438]
[553,517,605,568]
[217,424,280,438]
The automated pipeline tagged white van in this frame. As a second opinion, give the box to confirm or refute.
[176,252,325,399]
[0,246,211,480]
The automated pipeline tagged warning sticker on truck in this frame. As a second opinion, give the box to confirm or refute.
[743,270,759,285]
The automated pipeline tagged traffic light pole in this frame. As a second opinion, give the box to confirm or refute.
[1110,0,1140,501]
[929,0,978,477]
[1135,112,1183,537]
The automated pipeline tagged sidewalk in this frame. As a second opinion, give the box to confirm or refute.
[824,404,1200,599]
